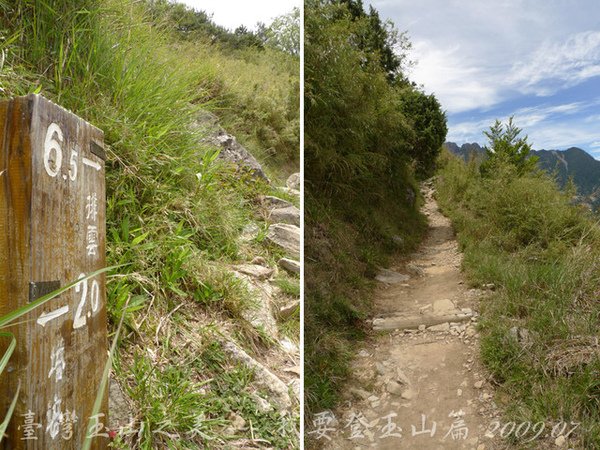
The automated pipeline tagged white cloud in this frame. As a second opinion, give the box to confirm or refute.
[178,0,299,31]
[509,31,600,96]
[372,0,600,115]
[411,41,500,113]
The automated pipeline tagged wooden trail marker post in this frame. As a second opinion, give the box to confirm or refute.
[0,95,109,449]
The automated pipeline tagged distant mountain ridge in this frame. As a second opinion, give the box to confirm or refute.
[443,142,600,210]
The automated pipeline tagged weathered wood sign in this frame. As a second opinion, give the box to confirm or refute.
[0,94,108,449]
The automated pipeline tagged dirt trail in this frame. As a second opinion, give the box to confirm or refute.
[320,183,500,449]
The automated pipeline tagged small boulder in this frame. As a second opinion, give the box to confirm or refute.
[212,131,269,182]
[406,263,424,277]
[233,273,278,338]
[251,256,268,266]
[240,223,259,242]
[286,172,300,190]
[396,369,411,385]
[350,387,371,400]
[433,298,456,314]
[108,377,132,431]
[428,322,450,332]
[266,224,300,256]
[278,187,300,198]
[279,300,300,319]
[261,195,294,209]
[401,388,416,400]
[386,380,404,395]
[269,205,300,226]
[375,269,410,284]
[278,258,300,274]
[234,264,274,280]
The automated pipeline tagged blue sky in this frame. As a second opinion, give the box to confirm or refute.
[370,0,600,159]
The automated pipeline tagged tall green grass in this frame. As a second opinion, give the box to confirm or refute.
[1,0,299,447]
[303,0,444,419]
[436,149,600,448]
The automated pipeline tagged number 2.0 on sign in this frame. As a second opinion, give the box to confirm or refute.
[39,123,103,331]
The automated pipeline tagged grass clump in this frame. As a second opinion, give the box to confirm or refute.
[436,146,600,448]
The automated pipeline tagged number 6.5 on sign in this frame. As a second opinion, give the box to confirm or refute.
[43,123,101,180]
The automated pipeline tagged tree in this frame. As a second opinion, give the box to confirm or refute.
[336,0,412,81]
[480,117,538,177]
[400,88,447,177]
[257,7,300,56]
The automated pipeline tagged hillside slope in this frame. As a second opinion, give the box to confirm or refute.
[436,149,600,448]
[444,142,600,210]
[0,0,299,448]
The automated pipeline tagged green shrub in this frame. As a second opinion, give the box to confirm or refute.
[436,148,600,447]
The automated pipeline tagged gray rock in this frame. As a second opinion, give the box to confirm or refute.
[401,388,416,400]
[240,223,259,242]
[250,393,273,412]
[406,263,424,277]
[349,387,371,400]
[279,187,300,197]
[509,326,533,348]
[375,269,410,284]
[269,205,300,226]
[392,235,404,245]
[233,273,278,338]
[278,258,300,274]
[229,412,246,431]
[386,380,404,395]
[396,369,411,385]
[251,256,268,266]
[279,300,300,319]
[209,130,270,183]
[286,172,300,190]
[289,378,301,400]
[428,322,450,332]
[433,298,456,314]
[280,338,299,355]
[221,339,292,409]
[109,377,132,430]
[234,264,274,280]
[266,224,300,256]
[195,111,269,182]
[261,195,294,209]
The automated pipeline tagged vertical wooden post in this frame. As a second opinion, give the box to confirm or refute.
[0,94,108,449]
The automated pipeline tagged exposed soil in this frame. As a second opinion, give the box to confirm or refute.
[315,183,503,450]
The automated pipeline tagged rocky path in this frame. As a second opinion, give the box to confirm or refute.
[319,182,500,449]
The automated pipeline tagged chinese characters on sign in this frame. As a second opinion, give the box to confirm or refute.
[0,95,108,448]
[309,411,581,444]
[308,410,466,442]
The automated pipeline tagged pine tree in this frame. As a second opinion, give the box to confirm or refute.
[480,116,538,176]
